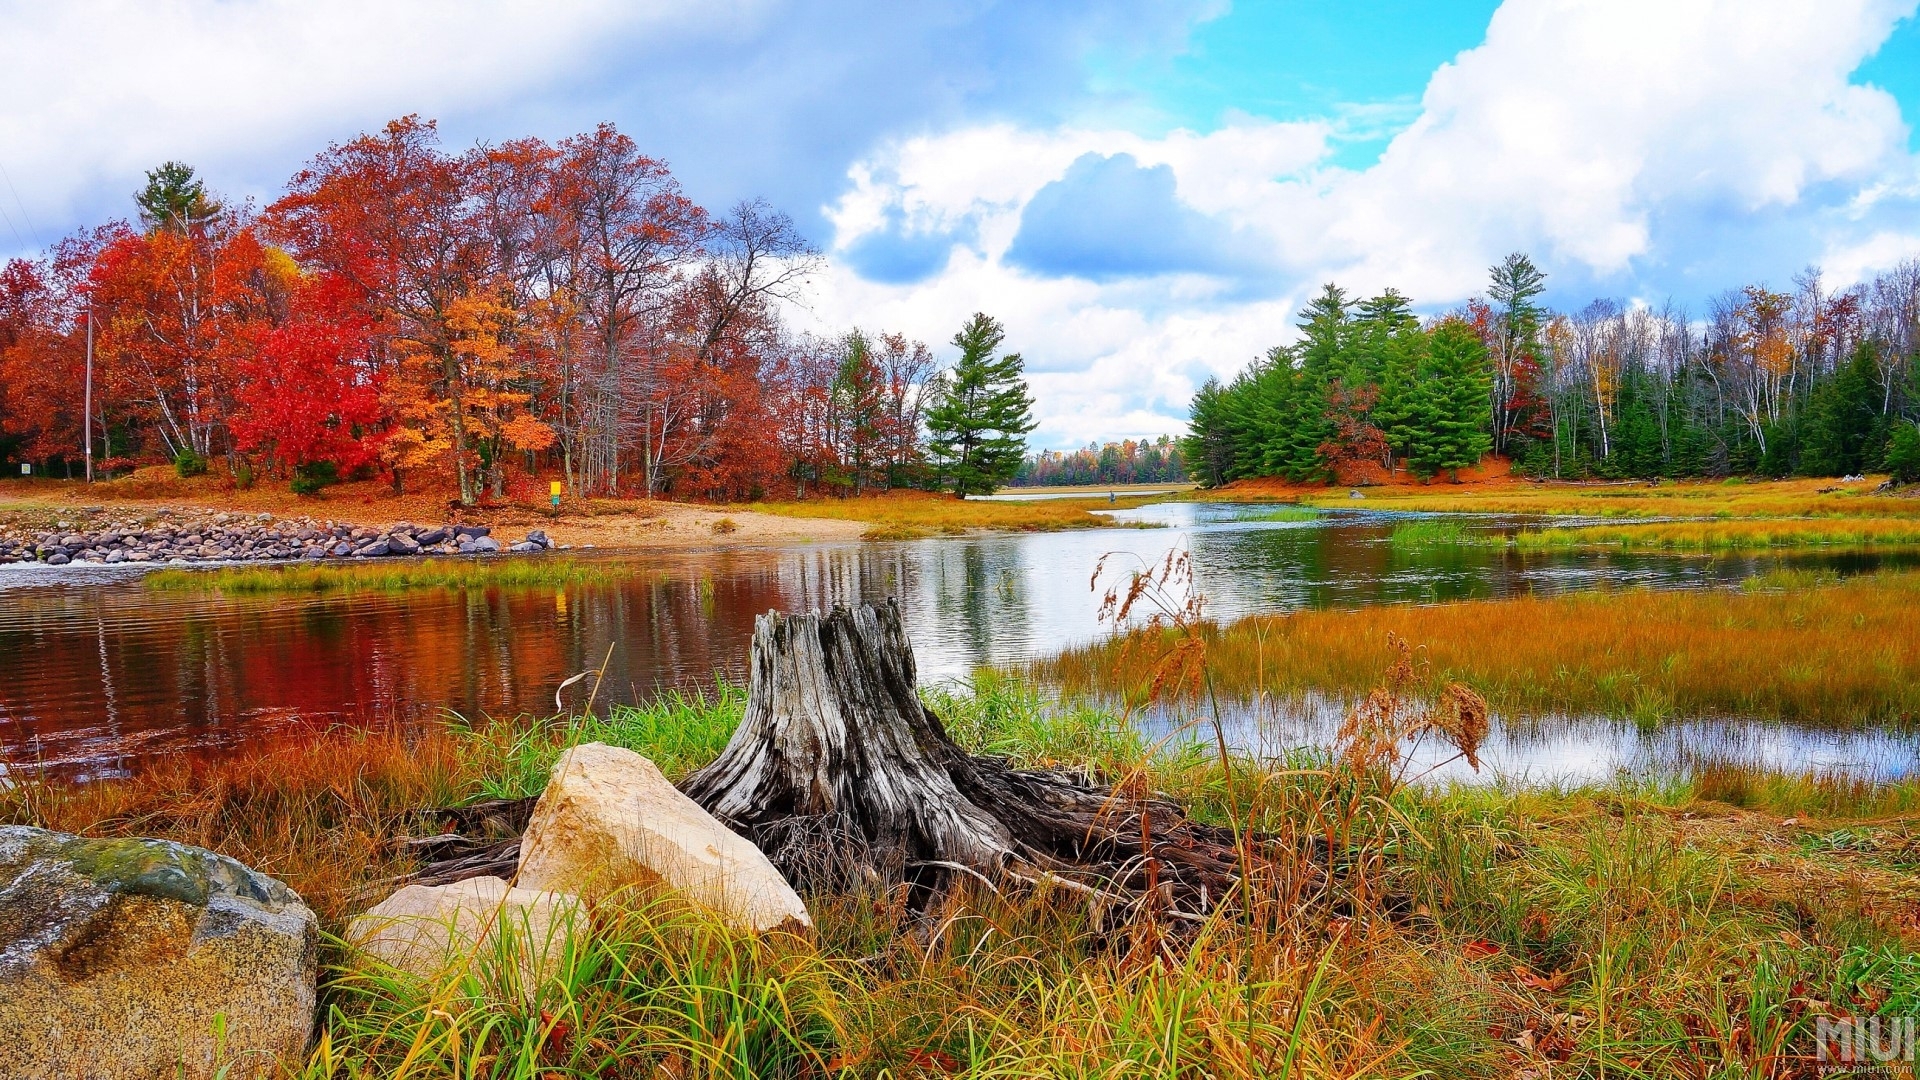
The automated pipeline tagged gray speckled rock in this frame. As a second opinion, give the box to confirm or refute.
[0,826,317,1079]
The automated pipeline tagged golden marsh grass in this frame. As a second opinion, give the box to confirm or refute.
[1035,569,1920,724]
[749,489,1157,539]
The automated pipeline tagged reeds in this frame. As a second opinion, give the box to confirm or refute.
[146,557,628,594]
[1386,519,1482,547]
[749,489,1153,536]
[1035,569,1920,724]
[1291,476,1920,522]
[1512,516,1920,550]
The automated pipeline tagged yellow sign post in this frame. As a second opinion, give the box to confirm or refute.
[549,480,563,509]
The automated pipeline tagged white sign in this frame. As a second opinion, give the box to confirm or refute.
[18,463,27,476]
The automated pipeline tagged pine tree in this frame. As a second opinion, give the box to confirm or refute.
[1800,342,1882,476]
[135,162,222,233]
[1180,378,1235,486]
[926,313,1037,497]
[1406,319,1493,480]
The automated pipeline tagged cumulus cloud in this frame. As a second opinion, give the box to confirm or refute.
[809,0,1920,448]
[0,1,677,242]
[4,0,1916,450]
[1005,152,1265,281]
[0,0,1211,255]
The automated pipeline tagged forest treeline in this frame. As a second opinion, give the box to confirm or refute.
[0,118,1037,502]
[1012,437,1187,487]
[1184,254,1920,485]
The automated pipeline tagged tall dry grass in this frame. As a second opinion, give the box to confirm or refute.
[1035,569,1920,724]
[6,675,1917,1075]
[748,489,1154,539]
[1289,476,1917,522]
[1512,516,1920,550]
[2,728,480,922]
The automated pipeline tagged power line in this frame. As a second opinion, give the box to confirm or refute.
[0,189,25,251]
[0,156,39,250]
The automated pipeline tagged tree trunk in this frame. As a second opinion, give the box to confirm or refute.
[680,600,1253,919]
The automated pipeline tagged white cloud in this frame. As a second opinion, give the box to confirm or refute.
[1822,231,1920,288]
[0,1,737,245]
[805,0,1920,449]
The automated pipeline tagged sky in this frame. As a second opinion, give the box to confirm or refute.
[1,1,1917,451]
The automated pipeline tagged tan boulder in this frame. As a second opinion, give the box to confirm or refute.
[517,742,811,932]
[0,826,317,1080]
[346,876,580,989]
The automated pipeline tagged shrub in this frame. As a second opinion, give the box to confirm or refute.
[289,460,340,496]
[172,448,208,478]
[711,517,738,535]
[1885,424,1920,484]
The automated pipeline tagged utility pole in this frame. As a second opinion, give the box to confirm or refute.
[83,306,94,483]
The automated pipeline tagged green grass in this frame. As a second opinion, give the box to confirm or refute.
[1242,506,1323,523]
[146,557,628,594]
[1385,518,1484,548]
[10,673,1920,1077]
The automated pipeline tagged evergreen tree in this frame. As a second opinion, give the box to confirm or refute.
[1294,283,1355,381]
[926,313,1037,497]
[1405,319,1493,480]
[1487,252,1547,456]
[1886,423,1920,483]
[1800,342,1882,476]
[1180,378,1235,486]
[135,162,222,233]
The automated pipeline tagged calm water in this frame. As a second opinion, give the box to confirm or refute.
[2,503,1914,780]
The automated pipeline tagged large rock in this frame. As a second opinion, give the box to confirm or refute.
[517,743,811,933]
[0,826,317,1079]
[347,877,579,990]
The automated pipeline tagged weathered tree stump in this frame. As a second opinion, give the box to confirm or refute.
[680,600,1254,920]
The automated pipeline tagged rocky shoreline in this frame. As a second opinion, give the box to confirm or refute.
[0,507,556,566]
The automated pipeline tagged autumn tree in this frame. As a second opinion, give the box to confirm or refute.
[228,271,385,475]
[831,330,886,494]
[545,125,705,495]
[91,174,268,466]
[660,199,819,499]
[873,331,936,490]
[268,117,504,503]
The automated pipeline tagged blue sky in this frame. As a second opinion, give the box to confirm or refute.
[2,1,1917,449]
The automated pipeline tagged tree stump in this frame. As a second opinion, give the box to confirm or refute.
[680,600,1253,920]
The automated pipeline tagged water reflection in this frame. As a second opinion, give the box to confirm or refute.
[1,503,1914,776]
[1139,694,1920,788]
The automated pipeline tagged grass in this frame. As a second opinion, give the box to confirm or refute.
[1386,519,1482,547]
[1510,516,1920,551]
[145,557,630,594]
[1291,476,1918,522]
[5,673,1917,1076]
[1198,475,1920,552]
[1035,568,1920,724]
[748,489,1159,540]
[1241,506,1323,523]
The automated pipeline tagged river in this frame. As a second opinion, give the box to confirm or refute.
[1,502,1913,782]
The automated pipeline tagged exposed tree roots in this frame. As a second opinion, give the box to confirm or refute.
[679,601,1279,922]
